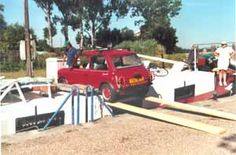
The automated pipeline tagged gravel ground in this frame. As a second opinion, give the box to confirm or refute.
[1,96,236,155]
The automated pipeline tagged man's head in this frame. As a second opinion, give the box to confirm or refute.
[64,40,71,48]
[192,44,198,49]
[221,41,227,48]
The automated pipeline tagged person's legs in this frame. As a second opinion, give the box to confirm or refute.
[219,70,223,86]
[223,70,227,86]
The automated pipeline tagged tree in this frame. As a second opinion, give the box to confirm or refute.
[82,0,112,47]
[83,0,130,47]
[53,0,76,42]
[2,23,36,50]
[34,0,55,46]
[96,27,135,48]
[53,0,130,48]
[0,3,7,40]
[152,26,178,53]
[36,39,51,51]
[43,25,56,40]
[129,0,182,53]
[129,0,181,26]
[96,28,123,48]
[120,27,134,41]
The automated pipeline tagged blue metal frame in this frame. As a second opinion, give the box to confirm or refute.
[43,90,74,130]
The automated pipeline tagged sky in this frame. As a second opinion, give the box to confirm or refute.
[1,0,235,49]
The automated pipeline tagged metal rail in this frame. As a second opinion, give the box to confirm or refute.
[43,85,113,130]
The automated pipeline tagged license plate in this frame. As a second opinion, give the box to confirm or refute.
[129,77,145,85]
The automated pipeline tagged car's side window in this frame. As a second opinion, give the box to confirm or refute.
[113,57,123,67]
[79,56,89,69]
[91,55,108,70]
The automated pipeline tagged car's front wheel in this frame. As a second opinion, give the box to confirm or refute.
[100,84,117,102]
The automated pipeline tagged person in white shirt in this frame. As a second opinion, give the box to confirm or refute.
[214,42,234,86]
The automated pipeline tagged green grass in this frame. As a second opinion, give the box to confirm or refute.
[0,69,46,79]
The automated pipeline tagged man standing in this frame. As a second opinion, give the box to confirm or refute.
[214,42,234,86]
[63,41,78,68]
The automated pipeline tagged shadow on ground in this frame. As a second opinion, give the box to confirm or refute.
[218,134,236,153]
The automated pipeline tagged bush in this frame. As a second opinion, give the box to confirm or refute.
[115,39,165,56]
[165,53,187,62]
[0,61,25,72]
[33,53,57,69]
[36,39,54,52]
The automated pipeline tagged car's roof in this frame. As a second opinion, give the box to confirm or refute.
[82,49,136,57]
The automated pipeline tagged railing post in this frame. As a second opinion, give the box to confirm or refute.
[91,88,94,122]
[77,87,80,125]
[71,90,75,124]
[85,87,88,122]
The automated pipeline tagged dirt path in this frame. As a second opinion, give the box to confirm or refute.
[2,96,236,155]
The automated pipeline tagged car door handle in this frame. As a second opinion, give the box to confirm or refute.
[102,73,108,76]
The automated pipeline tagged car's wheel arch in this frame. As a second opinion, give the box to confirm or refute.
[99,82,114,91]
[99,82,117,102]
[58,76,68,84]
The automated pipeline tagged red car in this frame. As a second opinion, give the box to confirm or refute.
[58,49,153,102]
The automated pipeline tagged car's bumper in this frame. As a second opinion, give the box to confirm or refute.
[118,82,151,97]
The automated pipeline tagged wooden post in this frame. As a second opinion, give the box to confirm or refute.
[24,0,32,77]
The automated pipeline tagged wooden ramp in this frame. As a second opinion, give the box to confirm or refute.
[57,83,87,92]
[108,102,226,135]
[145,96,236,121]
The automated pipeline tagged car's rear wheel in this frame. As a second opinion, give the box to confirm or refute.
[100,84,117,102]
[58,77,68,84]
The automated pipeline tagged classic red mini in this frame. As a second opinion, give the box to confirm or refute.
[58,49,153,102]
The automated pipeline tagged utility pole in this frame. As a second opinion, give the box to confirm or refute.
[24,0,33,77]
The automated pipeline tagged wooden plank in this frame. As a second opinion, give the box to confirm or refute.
[138,54,178,64]
[108,102,226,135]
[145,96,236,121]
[57,83,87,92]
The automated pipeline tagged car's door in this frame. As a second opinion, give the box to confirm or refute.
[68,68,89,85]
[67,56,89,85]
[86,55,110,89]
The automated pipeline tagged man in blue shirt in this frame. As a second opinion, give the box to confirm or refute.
[63,41,78,68]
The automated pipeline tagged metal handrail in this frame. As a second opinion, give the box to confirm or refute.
[43,85,112,130]
[95,94,114,117]
[43,89,75,130]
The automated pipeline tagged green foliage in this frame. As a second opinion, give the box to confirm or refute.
[96,27,135,48]
[53,0,77,41]
[36,39,54,52]
[120,27,135,41]
[129,0,182,25]
[0,53,53,71]
[34,0,55,46]
[175,46,188,53]
[0,61,25,72]
[115,39,165,56]
[0,3,7,39]
[43,25,57,39]
[33,55,46,69]
[165,53,186,62]
[54,0,129,45]
[151,26,178,54]
[2,23,24,50]
[129,0,182,54]
[96,28,121,47]
[1,23,36,50]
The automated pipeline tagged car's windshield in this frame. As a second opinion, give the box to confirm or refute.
[113,54,142,68]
